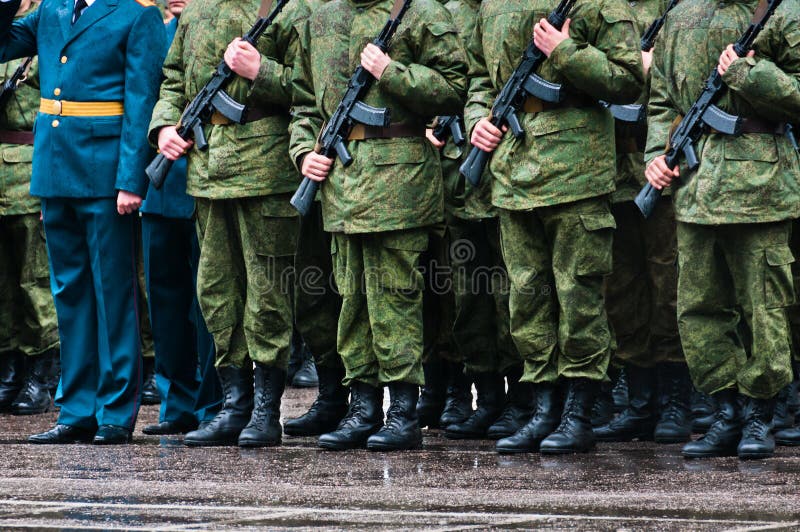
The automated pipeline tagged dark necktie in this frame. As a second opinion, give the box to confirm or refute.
[72,0,88,24]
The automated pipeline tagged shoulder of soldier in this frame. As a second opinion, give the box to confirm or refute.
[576,0,634,24]
[123,0,161,12]
[407,0,456,30]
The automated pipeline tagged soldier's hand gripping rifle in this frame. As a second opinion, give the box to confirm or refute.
[432,115,465,146]
[0,57,32,112]
[459,0,575,187]
[290,0,413,216]
[634,0,783,218]
[602,0,680,123]
[145,0,291,189]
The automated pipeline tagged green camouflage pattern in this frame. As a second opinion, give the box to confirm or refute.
[500,197,615,384]
[289,0,468,234]
[195,195,298,369]
[465,0,644,211]
[677,221,794,399]
[332,229,429,386]
[645,0,800,225]
[149,0,317,199]
[0,214,58,356]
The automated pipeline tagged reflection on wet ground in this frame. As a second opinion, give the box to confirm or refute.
[1,387,799,530]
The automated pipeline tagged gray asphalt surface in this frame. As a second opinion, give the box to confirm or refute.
[1,387,799,530]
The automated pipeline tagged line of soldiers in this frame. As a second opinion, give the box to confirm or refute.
[0,0,798,461]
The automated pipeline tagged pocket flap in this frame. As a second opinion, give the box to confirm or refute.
[766,246,795,266]
[370,138,426,166]
[1,145,34,163]
[579,213,617,232]
[91,118,123,137]
[382,230,429,252]
[235,116,286,139]
[427,21,456,37]
[724,135,779,162]
[529,110,590,137]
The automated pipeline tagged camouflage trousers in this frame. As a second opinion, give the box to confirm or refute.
[450,215,520,375]
[294,201,343,370]
[332,229,429,387]
[605,199,683,368]
[0,213,59,356]
[677,221,794,399]
[787,218,800,360]
[499,197,615,384]
[195,195,297,370]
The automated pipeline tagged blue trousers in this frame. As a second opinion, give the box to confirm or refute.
[142,214,221,424]
[41,198,142,430]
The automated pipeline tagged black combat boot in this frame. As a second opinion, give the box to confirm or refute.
[611,368,628,413]
[487,366,534,440]
[738,396,776,460]
[788,363,800,418]
[590,381,615,428]
[438,361,473,427]
[653,363,693,444]
[540,378,599,454]
[238,363,286,447]
[416,359,446,429]
[184,365,253,446]
[291,349,319,388]
[141,356,161,405]
[691,390,716,433]
[682,389,741,458]
[444,372,504,440]
[771,384,794,432]
[367,382,423,451]
[319,381,383,450]
[284,364,349,436]
[594,365,657,442]
[0,351,24,411]
[12,350,58,415]
[496,382,560,453]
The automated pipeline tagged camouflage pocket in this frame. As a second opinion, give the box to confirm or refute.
[255,214,299,259]
[575,213,616,277]
[376,230,428,292]
[764,245,796,309]
[1,145,33,164]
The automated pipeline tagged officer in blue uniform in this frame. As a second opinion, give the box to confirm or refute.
[0,0,165,444]
[140,0,222,436]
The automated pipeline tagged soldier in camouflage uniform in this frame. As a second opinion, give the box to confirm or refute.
[466,0,643,454]
[290,0,467,451]
[594,0,694,445]
[0,0,59,416]
[150,0,312,447]
[645,0,800,459]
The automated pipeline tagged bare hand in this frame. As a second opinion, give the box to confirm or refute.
[224,38,261,81]
[158,126,193,161]
[361,43,392,80]
[642,49,653,76]
[302,152,334,182]
[645,154,680,190]
[117,190,142,215]
[717,44,754,76]
[471,118,506,153]
[533,17,571,57]
[426,128,446,149]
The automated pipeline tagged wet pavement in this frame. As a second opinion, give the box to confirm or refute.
[1,388,800,530]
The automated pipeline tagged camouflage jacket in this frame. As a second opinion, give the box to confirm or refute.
[465,0,644,211]
[149,0,315,203]
[0,6,38,216]
[290,0,468,234]
[611,0,669,204]
[645,0,800,224]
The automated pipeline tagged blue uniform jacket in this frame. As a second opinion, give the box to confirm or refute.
[0,0,165,198]
[141,16,193,219]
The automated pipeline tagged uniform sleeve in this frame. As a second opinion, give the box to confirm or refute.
[148,15,187,145]
[117,6,166,196]
[462,13,492,137]
[644,33,677,166]
[0,0,38,62]
[722,16,800,124]
[376,16,467,117]
[246,18,295,109]
[288,18,321,171]
[548,0,644,104]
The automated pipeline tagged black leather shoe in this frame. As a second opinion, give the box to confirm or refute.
[772,384,794,432]
[654,363,692,444]
[292,357,319,388]
[540,378,599,454]
[238,363,286,447]
[319,381,383,450]
[496,383,560,454]
[29,424,94,444]
[0,351,24,411]
[738,396,776,460]
[691,390,716,433]
[438,361,473,427]
[367,382,422,451]
[142,420,198,435]
[417,360,446,429]
[284,364,348,437]
[775,425,800,446]
[141,357,161,405]
[12,350,58,415]
[185,365,253,447]
[444,372,504,440]
[93,425,133,445]
[611,368,628,413]
[594,365,657,442]
[487,367,534,440]
[682,389,741,459]
[590,382,614,428]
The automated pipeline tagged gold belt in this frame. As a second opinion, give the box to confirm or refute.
[39,98,124,117]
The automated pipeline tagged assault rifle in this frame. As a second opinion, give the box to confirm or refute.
[290,0,413,216]
[432,115,465,146]
[459,0,576,187]
[634,0,783,218]
[0,57,32,112]
[146,0,291,189]
[603,0,681,123]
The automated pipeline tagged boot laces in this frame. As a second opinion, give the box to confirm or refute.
[382,400,406,433]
